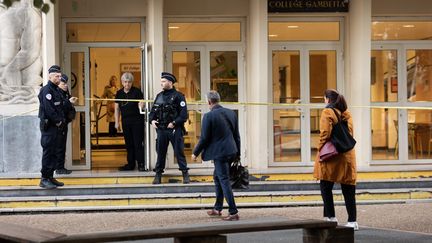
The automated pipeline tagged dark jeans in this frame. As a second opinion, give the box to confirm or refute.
[154,128,188,173]
[40,126,58,178]
[55,126,68,170]
[213,157,238,215]
[320,180,357,222]
[122,122,145,168]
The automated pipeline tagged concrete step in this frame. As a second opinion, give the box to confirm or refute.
[0,188,431,213]
[0,179,432,197]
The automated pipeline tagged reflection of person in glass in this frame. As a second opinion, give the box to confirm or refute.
[114,72,146,171]
[102,75,118,137]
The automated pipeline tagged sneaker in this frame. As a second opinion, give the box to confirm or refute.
[56,168,72,175]
[207,209,222,217]
[118,165,135,171]
[50,178,64,187]
[345,222,359,231]
[222,213,239,221]
[324,217,338,223]
[39,178,57,189]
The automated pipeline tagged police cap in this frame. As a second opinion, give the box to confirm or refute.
[48,65,61,74]
[161,72,176,83]
[60,74,69,83]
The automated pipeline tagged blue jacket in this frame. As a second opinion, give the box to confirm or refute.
[193,104,241,161]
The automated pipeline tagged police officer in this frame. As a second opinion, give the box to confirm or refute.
[38,65,66,189]
[114,72,146,171]
[149,72,190,184]
[55,74,77,175]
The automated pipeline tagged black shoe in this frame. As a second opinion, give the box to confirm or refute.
[39,178,57,189]
[138,164,146,171]
[118,165,135,171]
[182,171,190,184]
[50,178,64,187]
[152,173,162,184]
[56,168,72,175]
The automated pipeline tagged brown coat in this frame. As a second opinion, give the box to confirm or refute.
[313,108,357,185]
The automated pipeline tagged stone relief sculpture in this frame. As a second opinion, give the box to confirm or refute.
[0,0,42,104]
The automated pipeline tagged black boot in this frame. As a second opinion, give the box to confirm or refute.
[39,178,57,189]
[152,173,162,184]
[138,164,146,172]
[182,171,190,184]
[50,178,64,187]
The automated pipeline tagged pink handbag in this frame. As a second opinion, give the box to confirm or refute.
[319,140,339,162]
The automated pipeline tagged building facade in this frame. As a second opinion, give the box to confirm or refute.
[0,0,431,175]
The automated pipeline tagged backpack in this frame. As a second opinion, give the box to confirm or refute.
[330,108,356,153]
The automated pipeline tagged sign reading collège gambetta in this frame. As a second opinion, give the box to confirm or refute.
[268,0,349,13]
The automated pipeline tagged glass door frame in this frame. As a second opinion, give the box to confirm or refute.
[165,45,246,168]
[371,42,432,165]
[63,47,91,170]
[268,43,344,166]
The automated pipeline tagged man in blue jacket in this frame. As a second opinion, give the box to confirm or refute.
[192,90,241,221]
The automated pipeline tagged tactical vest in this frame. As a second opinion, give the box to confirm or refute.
[152,92,179,128]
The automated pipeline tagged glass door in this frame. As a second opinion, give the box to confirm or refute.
[64,47,91,170]
[269,44,342,165]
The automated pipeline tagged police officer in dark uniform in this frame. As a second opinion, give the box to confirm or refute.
[38,65,66,189]
[55,74,77,175]
[149,72,190,184]
[114,72,146,171]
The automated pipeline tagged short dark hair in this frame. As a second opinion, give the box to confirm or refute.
[206,90,220,104]
[324,89,347,112]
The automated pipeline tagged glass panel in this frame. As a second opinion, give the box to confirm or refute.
[72,112,87,166]
[309,50,337,103]
[407,50,432,102]
[407,110,432,160]
[70,52,85,106]
[172,51,201,101]
[269,22,340,41]
[310,109,323,161]
[371,108,399,160]
[272,51,300,103]
[273,109,301,162]
[210,51,238,102]
[168,23,241,42]
[371,50,398,102]
[66,22,141,42]
[372,21,432,40]
[183,110,202,163]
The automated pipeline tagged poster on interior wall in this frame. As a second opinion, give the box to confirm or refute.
[391,77,398,93]
[268,0,349,13]
[120,63,141,89]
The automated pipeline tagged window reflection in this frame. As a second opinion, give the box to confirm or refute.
[273,109,301,162]
[272,51,300,103]
[371,50,398,102]
[70,52,85,106]
[210,51,238,102]
[407,110,432,160]
[407,50,432,102]
[310,109,323,160]
[72,112,86,166]
[309,51,337,103]
[172,51,201,101]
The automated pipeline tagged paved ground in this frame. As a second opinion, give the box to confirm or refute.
[0,202,431,242]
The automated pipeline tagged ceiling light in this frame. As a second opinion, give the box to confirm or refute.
[287,25,299,29]
[269,34,278,37]
[402,25,415,28]
[169,26,180,29]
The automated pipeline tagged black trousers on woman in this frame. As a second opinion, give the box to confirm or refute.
[320,180,357,222]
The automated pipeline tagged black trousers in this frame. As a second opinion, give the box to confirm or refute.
[108,122,117,136]
[40,126,59,178]
[320,180,357,222]
[122,122,145,168]
[154,128,188,173]
[55,126,68,170]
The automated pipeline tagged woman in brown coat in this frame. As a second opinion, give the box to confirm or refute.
[313,89,358,230]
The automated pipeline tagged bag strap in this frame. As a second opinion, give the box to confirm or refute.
[330,108,341,123]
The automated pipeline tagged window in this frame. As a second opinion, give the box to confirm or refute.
[269,22,340,41]
[372,21,432,41]
[168,22,241,42]
[66,22,141,42]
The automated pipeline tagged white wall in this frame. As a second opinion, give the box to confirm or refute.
[372,0,432,15]
[60,0,147,17]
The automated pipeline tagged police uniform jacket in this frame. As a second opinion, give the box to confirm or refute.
[149,88,188,129]
[60,89,76,123]
[193,105,240,161]
[313,108,357,185]
[38,81,65,126]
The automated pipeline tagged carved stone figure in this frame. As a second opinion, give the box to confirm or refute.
[0,0,42,104]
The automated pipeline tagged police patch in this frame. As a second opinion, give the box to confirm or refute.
[180,101,186,107]
[45,94,52,100]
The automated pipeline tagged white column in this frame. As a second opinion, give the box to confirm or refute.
[246,0,269,169]
[147,0,164,95]
[348,0,371,168]
[42,2,60,84]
